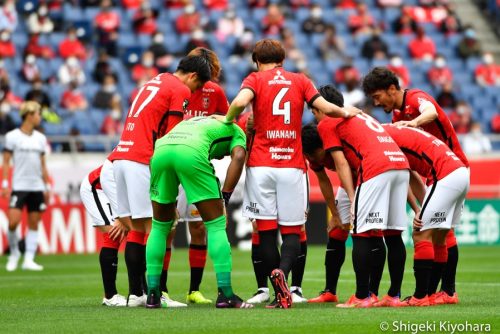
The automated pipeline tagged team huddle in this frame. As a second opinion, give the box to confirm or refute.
[76,39,468,309]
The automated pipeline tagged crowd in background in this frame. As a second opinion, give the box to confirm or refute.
[0,0,498,154]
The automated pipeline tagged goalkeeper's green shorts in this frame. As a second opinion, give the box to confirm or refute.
[150,144,222,205]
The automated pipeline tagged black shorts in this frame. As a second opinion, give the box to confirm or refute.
[9,191,46,212]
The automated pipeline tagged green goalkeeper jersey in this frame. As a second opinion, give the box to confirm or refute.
[155,117,247,159]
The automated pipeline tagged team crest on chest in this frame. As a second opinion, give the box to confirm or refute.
[203,97,209,110]
[183,99,189,111]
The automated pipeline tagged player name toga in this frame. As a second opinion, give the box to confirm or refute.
[266,130,297,139]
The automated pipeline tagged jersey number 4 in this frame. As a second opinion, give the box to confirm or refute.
[272,88,291,124]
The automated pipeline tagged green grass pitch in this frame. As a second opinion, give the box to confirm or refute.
[1,246,499,334]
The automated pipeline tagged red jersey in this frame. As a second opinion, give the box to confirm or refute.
[392,89,469,167]
[88,166,103,190]
[383,125,464,185]
[108,73,190,164]
[184,81,228,119]
[317,114,409,185]
[241,67,320,170]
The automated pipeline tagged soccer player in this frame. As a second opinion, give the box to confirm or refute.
[305,91,410,308]
[240,112,308,304]
[383,125,469,306]
[104,55,211,307]
[145,116,252,309]
[80,164,131,306]
[362,67,469,303]
[301,87,351,304]
[3,101,50,272]
[225,39,361,308]
[160,48,229,305]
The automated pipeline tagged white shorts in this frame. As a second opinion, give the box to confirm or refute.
[420,167,470,231]
[80,176,113,227]
[177,185,202,222]
[113,160,152,219]
[353,169,409,234]
[243,167,308,226]
[100,159,118,219]
[336,187,351,225]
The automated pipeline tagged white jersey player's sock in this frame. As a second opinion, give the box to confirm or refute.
[7,229,20,256]
[24,229,39,262]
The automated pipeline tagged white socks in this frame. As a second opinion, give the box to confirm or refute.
[24,229,39,262]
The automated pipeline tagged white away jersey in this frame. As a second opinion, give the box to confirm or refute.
[4,129,48,191]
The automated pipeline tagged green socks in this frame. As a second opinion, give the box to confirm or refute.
[205,215,233,297]
[146,218,173,292]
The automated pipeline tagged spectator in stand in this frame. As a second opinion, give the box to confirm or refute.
[60,81,88,112]
[59,26,87,61]
[122,0,142,9]
[133,2,158,35]
[280,0,310,9]
[0,0,17,32]
[436,81,458,109]
[342,73,365,108]
[81,0,102,6]
[491,112,500,134]
[457,27,482,60]
[302,4,328,35]
[101,100,123,136]
[462,122,492,155]
[333,0,357,9]
[0,29,15,58]
[448,101,472,134]
[248,0,268,8]
[475,52,500,87]
[439,5,462,36]
[93,50,118,84]
[408,25,436,61]
[204,0,228,11]
[148,32,173,72]
[261,3,284,36]
[94,0,120,57]
[215,8,244,42]
[93,74,120,109]
[0,101,15,135]
[25,79,51,112]
[24,33,55,59]
[348,2,376,36]
[361,28,389,60]
[21,54,41,83]
[25,79,60,123]
[58,56,85,86]
[319,24,345,60]
[131,51,159,83]
[175,4,201,34]
[0,76,19,108]
[377,0,402,7]
[184,28,212,53]
[334,61,360,85]
[230,29,254,61]
[27,4,54,35]
[387,54,410,88]
[428,54,453,88]
[393,6,418,35]
[281,28,307,69]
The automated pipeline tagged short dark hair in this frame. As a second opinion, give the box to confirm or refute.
[318,85,344,107]
[176,55,211,83]
[361,67,400,95]
[251,39,286,65]
[302,123,323,155]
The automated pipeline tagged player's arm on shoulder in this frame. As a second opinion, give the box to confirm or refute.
[226,88,254,123]
[312,96,361,118]
[395,98,438,128]
[1,149,12,197]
